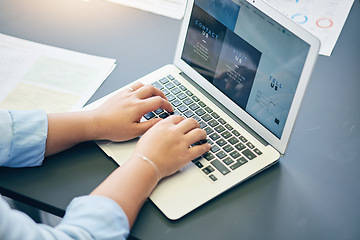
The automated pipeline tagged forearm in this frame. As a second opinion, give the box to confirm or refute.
[45,111,98,156]
[90,154,159,227]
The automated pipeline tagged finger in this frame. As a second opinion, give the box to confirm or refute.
[124,82,144,93]
[129,82,145,91]
[141,95,174,114]
[185,128,208,144]
[188,143,212,160]
[135,85,167,101]
[176,118,200,134]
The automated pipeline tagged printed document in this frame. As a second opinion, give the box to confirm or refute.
[0,34,116,113]
[264,0,354,56]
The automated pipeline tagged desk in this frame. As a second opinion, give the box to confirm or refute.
[1,0,359,239]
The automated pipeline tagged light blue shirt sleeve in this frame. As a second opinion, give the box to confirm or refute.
[0,109,47,167]
[0,109,130,239]
[0,195,130,240]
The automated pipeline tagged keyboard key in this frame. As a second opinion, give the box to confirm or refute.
[192,156,201,162]
[215,151,227,159]
[242,149,257,160]
[204,127,214,135]
[159,77,169,84]
[246,142,255,149]
[239,136,247,143]
[154,108,163,114]
[228,137,239,145]
[178,105,188,112]
[216,139,227,147]
[171,87,181,95]
[201,114,212,122]
[221,131,232,139]
[185,90,193,96]
[167,74,175,80]
[230,151,241,159]
[211,112,220,119]
[202,166,215,175]
[172,99,182,107]
[225,123,233,131]
[162,89,170,95]
[254,148,263,155]
[152,81,163,90]
[218,118,226,125]
[208,119,219,127]
[167,94,176,102]
[209,174,217,181]
[159,112,170,119]
[177,92,187,100]
[194,161,203,168]
[235,142,246,151]
[192,96,200,102]
[165,82,175,89]
[184,110,194,118]
[179,85,187,91]
[232,129,240,137]
[195,108,206,116]
[183,98,193,105]
[203,152,215,161]
[211,159,230,175]
[199,121,207,129]
[144,112,155,120]
[223,144,234,153]
[211,145,220,153]
[223,157,234,165]
[173,79,181,85]
[193,115,201,122]
[198,101,206,108]
[214,125,225,133]
[189,103,200,111]
[230,157,247,170]
[209,133,220,141]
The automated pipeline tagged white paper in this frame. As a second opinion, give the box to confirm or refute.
[264,0,354,56]
[0,34,116,113]
[105,0,187,20]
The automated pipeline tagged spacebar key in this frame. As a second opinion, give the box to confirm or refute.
[211,159,230,175]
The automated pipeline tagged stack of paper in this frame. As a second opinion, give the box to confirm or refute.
[0,34,116,113]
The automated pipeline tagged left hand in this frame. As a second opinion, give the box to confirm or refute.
[91,82,173,142]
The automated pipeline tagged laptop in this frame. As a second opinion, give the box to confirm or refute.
[86,0,320,220]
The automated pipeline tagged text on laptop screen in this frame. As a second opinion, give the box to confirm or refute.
[181,0,310,138]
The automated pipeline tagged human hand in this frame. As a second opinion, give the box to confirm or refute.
[133,115,211,179]
[91,82,173,142]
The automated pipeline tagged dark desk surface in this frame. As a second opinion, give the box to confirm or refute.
[1,0,359,239]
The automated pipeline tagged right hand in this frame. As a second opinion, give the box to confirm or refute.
[134,115,211,179]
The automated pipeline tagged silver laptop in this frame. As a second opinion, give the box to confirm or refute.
[86,0,320,220]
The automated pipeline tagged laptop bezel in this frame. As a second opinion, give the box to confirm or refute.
[173,0,320,155]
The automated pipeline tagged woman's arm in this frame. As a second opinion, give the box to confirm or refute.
[91,115,211,227]
[45,82,173,156]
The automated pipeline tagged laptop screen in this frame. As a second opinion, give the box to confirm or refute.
[181,0,310,138]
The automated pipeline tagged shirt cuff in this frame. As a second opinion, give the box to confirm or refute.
[58,195,130,240]
[2,110,48,168]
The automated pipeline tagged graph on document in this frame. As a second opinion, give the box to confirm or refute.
[264,0,354,56]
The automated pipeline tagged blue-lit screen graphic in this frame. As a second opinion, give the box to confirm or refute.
[181,0,309,138]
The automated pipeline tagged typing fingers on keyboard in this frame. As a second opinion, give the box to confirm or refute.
[141,95,174,114]
[135,84,168,100]
[176,118,200,133]
[186,128,208,145]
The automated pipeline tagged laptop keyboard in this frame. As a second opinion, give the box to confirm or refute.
[144,75,263,182]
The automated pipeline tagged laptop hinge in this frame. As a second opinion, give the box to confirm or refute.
[179,72,270,147]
